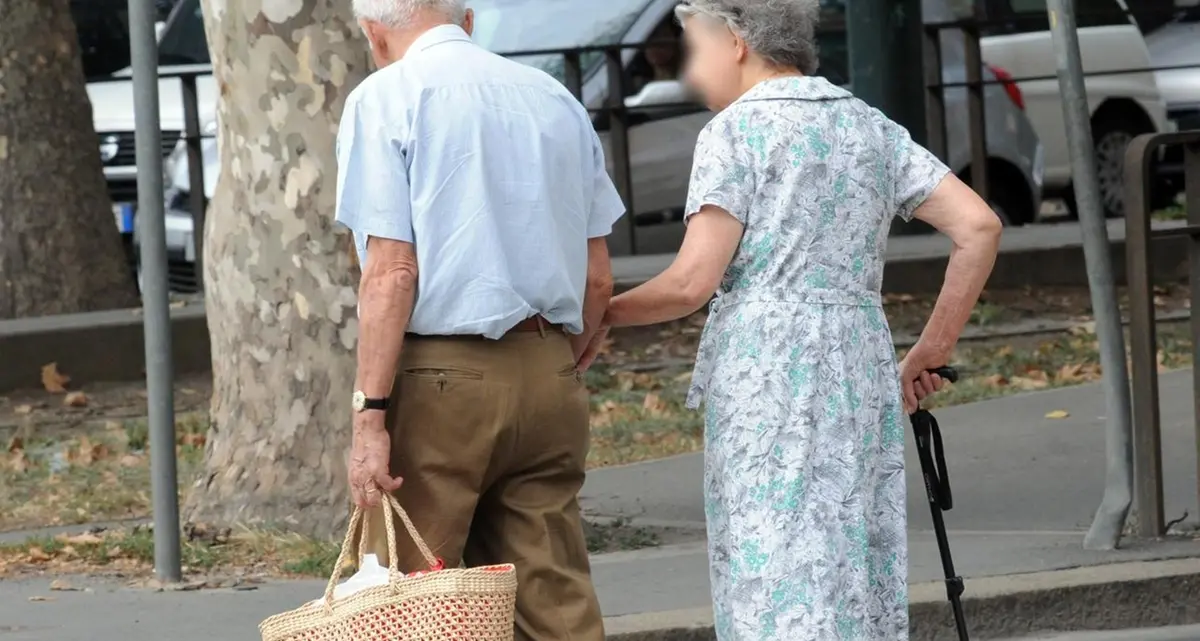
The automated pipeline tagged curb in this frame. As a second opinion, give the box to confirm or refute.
[602,557,1200,641]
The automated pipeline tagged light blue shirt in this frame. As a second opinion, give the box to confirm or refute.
[335,25,625,339]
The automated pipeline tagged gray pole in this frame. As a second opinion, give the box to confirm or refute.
[129,0,182,579]
[1045,0,1133,551]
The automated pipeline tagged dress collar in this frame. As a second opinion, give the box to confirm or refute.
[734,75,852,105]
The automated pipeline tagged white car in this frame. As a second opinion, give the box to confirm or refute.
[980,0,1171,218]
[1144,3,1200,204]
[86,1,215,292]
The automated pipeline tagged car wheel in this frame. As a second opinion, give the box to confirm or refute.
[988,198,1015,227]
[1064,115,1147,219]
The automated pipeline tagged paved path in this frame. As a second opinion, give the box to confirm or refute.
[2,372,1199,640]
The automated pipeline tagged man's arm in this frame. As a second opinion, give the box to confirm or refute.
[572,121,626,362]
[355,238,418,399]
[570,237,614,361]
[335,86,415,507]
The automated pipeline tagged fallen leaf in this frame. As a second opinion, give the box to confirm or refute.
[63,532,104,546]
[6,435,23,453]
[27,547,51,562]
[1010,375,1049,390]
[642,393,668,415]
[1045,409,1071,419]
[49,579,80,591]
[982,374,1009,388]
[1068,321,1097,336]
[63,391,88,408]
[40,363,70,393]
[28,596,55,602]
[7,451,30,473]
[119,454,143,467]
[14,404,33,415]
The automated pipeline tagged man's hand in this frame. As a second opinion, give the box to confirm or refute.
[576,325,610,372]
[349,412,403,508]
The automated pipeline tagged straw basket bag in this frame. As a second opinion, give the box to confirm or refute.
[260,494,517,641]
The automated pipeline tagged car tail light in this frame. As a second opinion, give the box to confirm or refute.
[987,64,1024,111]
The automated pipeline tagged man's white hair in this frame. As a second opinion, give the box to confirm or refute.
[352,0,467,26]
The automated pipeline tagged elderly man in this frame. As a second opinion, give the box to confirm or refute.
[334,0,624,639]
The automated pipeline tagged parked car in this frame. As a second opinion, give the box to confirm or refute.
[160,0,1043,274]
[85,0,215,292]
[978,0,1172,218]
[1144,2,1200,204]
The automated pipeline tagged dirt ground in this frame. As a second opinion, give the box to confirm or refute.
[1,283,1191,440]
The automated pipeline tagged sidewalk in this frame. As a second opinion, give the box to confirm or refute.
[2,372,1200,640]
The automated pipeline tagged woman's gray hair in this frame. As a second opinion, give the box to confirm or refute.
[675,0,821,75]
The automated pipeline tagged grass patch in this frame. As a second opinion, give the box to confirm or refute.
[0,525,343,579]
[584,517,661,554]
[1,413,209,532]
[915,322,1192,409]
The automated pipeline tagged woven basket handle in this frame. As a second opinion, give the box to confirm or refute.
[322,494,441,608]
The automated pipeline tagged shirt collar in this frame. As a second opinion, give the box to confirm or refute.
[735,76,852,105]
[409,24,472,53]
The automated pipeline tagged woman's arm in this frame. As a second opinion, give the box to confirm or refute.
[899,174,1002,410]
[605,206,743,328]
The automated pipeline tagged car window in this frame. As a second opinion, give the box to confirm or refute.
[157,0,210,66]
[472,0,649,84]
[625,17,683,98]
[72,0,131,78]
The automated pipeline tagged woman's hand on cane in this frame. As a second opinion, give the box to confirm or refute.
[898,341,950,414]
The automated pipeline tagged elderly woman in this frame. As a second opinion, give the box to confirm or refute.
[580,0,1001,639]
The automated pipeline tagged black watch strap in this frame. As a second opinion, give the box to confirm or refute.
[362,397,388,411]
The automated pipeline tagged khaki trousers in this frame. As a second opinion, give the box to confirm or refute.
[362,330,602,641]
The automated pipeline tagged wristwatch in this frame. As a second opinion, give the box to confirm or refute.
[352,390,389,413]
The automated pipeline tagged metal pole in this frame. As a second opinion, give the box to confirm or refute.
[181,74,206,289]
[1186,141,1200,521]
[129,0,182,580]
[847,0,926,140]
[1046,0,1133,550]
[963,26,989,204]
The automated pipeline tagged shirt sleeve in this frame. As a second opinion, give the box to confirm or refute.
[335,89,414,250]
[888,118,952,222]
[684,112,754,225]
[586,127,627,238]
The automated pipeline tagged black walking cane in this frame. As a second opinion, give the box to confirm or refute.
[912,365,969,641]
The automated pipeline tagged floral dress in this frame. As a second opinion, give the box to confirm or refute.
[684,77,950,640]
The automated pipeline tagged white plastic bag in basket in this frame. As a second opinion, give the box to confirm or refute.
[306,553,389,607]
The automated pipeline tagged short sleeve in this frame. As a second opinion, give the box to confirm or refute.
[335,89,414,259]
[585,127,627,238]
[888,119,952,222]
[684,113,755,224]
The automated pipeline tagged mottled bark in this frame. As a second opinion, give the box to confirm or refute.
[185,0,368,538]
[0,0,138,319]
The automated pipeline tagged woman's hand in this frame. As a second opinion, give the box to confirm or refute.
[576,324,611,372]
[898,342,951,414]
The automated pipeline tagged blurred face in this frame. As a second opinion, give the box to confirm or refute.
[680,14,746,111]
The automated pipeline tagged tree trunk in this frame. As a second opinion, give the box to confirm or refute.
[0,0,139,319]
[186,0,368,539]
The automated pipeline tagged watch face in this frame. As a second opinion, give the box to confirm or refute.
[352,390,365,412]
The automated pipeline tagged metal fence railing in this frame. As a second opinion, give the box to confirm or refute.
[90,4,1200,272]
[1123,129,1200,538]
